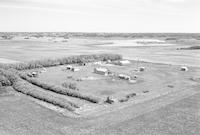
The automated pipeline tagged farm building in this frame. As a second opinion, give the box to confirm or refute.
[27,72,38,77]
[72,67,80,72]
[118,74,131,80]
[139,67,145,71]
[79,62,87,66]
[93,61,103,65]
[94,67,108,76]
[106,60,112,63]
[66,65,73,70]
[180,66,188,71]
[41,67,47,73]
[119,60,131,65]
[129,79,137,83]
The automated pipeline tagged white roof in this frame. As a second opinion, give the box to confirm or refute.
[118,74,130,78]
[66,65,73,67]
[95,67,108,72]
[119,60,130,64]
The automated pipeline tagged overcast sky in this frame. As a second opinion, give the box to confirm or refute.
[0,0,199,32]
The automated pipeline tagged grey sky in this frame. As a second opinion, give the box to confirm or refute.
[0,0,199,32]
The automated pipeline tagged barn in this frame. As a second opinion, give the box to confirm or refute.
[94,67,108,76]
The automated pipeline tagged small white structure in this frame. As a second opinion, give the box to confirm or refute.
[66,65,73,70]
[118,74,131,80]
[119,60,131,65]
[129,79,137,83]
[180,66,188,71]
[106,60,112,64]
[79,62,87,66]
[27,72,38,77]
[72,67,80,72]
[139,67,145,72]
[93,61,102,65]
[41,67,47,73]
[94,67,108,76]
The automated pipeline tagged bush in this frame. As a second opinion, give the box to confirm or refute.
[0,68,19,84]
[62,82,78,90]
[180,46,200,50]
[12,78,79,111]
[20,74,101,103]
[119,93,136,103]
[126,93,136,99]
[119,98,129,103]
[0,75,11,87]
[0,68,79,111]
[0,54,122,70]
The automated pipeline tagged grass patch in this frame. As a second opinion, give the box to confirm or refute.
[62,82,78,91]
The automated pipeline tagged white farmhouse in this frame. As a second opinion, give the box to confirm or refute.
[119,60,131,65]
[180,66,188,71]
[72,67,80,72]
[94,67,108,76]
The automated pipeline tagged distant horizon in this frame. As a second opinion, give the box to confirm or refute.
[0,0,199,33]
[0,31,200,34]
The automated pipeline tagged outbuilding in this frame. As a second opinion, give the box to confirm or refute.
[66,65,73,70]
[180,66,188,71]
[27,72,38,77]
[79,62,87,66]
[139,67,145,72]
[118,74,131,80]
[72,67,80,72]
[119,60,131,65]
[94,67,108,76]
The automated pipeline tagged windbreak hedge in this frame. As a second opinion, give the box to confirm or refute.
[0,68,79,111]
[0,68,19,84]
[0,54,122,70]
[12,79,78,111]
[0,75,11,87]
[20,74,101,103]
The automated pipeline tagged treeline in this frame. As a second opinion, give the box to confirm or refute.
[0,68,79,111]
[0,54,122,70]
[13,78,79,111]
[0,75,11,87]
[20,73,101,103]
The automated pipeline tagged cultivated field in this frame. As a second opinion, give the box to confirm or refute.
[0,33,200,135]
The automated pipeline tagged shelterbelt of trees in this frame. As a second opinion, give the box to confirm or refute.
[0,54,122,70]
[0,54,122,112]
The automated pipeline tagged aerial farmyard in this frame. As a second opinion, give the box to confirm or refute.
[0,0,200,134]
[0,33,200,135]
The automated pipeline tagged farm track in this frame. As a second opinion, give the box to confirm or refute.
[89,89,200,135]
[19,75,200,117]
[81,87,198,119]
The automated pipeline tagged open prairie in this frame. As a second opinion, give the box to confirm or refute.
[0,33,200,67]
[0,33,200,135]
